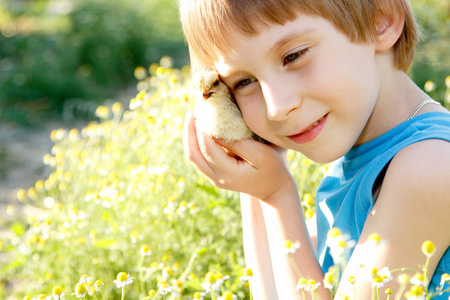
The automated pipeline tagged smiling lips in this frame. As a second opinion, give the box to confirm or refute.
[288,113,328,144]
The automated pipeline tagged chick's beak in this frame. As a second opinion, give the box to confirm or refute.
[201,82,213,100]
[201,82,207,94]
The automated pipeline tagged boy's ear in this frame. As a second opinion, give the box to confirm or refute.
[375,9,405,52]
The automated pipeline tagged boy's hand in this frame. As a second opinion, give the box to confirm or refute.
[184,110,295,201]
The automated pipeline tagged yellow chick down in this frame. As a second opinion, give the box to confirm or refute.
[193,69,254,142]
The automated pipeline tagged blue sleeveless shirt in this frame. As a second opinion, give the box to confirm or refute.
[315,112,450,298]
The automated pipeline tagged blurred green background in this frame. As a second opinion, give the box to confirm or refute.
[0,0,188,125]
[0,0,448,125]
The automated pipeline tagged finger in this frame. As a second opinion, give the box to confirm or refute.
[216,138,276,168]
[183,111,216,176]
[195,121,239,169]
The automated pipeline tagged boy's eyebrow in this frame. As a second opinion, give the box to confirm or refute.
[269,27,316,55]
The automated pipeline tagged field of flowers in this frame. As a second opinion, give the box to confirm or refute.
[1,56,449,299]
[0,57,324,299]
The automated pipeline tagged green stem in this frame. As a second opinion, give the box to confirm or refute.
[429,287,450,299]
[138,255,145,296]
[390,267,415,274]
[288,253,303,278]
[424,256,431,297]
[121,286,125,300]
[444,87,450,109]
[423,257,430,282]
[211,288,216,300]
[84,283,98,300]
[98,288,107,300]
[394,283,407,300]
[249,279,253,300]
[376,286,380,300]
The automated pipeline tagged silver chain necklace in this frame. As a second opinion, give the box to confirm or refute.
[408,99,441,120]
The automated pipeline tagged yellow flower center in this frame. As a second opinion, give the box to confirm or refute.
[324,273,335,283]
[367,233,382,243]
[164,266,173,275]
[305,208,315,220]
[303,193,314,206]
[338,240,346,248]
[141,244,150,253]
[193,291,202,299]
[373,276,383,283]
[424,81,436,92]
[284,239,293,249]
[75,283,87,294]
[52,286,63,295]
[243,268,254,277]
[413,273,424,282]
[327,227,342,239]
[206,272,217,283]
[422,240,436,257]
[117,272,128,282]
[409,285,425,296]
[95,280,104,287]
[222,291,234,300]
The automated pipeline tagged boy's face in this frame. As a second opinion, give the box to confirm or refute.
[214,14,381,163]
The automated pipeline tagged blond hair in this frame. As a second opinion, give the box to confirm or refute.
[179,0,418,72]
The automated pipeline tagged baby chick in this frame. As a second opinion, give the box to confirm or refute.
[193,69,255,142]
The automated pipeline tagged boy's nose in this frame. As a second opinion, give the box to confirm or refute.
[261,80,301,121]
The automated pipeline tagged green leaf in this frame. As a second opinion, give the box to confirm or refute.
[10,222,25,237]
[195,183,220,197]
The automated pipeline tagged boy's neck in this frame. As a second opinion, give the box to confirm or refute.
[356,68,429,146]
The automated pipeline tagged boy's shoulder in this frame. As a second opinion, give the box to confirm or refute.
[367,137,450,262]
[380,137,450,220]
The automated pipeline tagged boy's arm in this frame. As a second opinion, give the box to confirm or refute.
[240,193,278,299]
[336,139,450,299]
[257,183,328,300]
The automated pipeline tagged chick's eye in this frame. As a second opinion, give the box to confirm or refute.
[283,48,309,66]
[234,77,256,90]
[213,80,220,86]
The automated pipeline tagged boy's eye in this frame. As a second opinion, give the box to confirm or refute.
[234,77,256,90]
[283,48,309,66]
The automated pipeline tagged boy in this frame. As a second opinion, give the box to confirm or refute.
[180,0,450,299]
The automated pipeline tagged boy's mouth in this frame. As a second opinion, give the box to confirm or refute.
[287,113,328,144]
